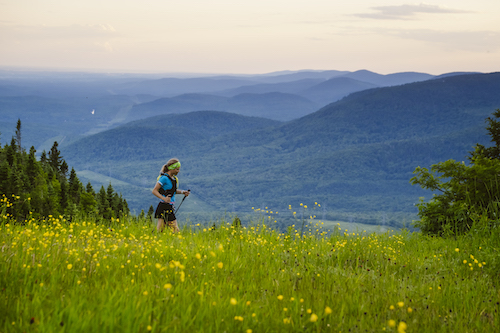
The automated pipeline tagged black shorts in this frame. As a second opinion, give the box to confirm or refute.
[154,202,176,221]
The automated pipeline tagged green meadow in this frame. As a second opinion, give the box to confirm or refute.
[1,197,499,333]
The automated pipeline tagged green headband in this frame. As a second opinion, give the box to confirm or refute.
[167,161,181,170]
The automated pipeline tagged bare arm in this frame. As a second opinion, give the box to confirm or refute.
[176,189,190,197]
[152,182,171,203]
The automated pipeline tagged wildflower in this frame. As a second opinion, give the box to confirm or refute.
[388,320,396,328]
[67,264,73,270]
[147,325,152,331]
[217,262,223,269]
[397,321,407,333]
[277,295,284,300]
[455,248,459,252]
[310,313,318,322]
[407,307,412,313]
[283,318,290,324]
[195,253,201,259]
[324,306,332,315]
[397,302,404,308]
[143,291,148,296]
[246,330,253,333]
[389,305,395,310]
[230,298,237,305]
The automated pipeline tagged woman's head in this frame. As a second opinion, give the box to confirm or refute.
[161,158,181,174]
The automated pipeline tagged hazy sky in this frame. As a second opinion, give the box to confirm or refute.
[1,0,499,75]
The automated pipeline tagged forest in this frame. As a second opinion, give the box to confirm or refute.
[0,120,129,222]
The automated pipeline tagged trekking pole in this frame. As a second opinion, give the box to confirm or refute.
[175,189,190,214]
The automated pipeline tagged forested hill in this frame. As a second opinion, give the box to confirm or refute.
[60,72,500,224]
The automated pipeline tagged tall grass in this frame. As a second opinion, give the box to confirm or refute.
[1,200,500,332]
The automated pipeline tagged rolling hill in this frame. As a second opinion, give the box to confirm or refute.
[127,92,319,122]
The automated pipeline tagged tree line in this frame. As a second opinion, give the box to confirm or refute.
[0,120,129,222]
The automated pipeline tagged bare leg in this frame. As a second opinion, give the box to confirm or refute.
[157,218,166,232]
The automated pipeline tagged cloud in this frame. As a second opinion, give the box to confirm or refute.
[355,3,472,20]
[388,29,500,52]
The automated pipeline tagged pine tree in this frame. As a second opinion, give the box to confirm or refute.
[5,141,15,167]
[97,186,110,219]
[26,147,38,187]
[15,119,22,151]
[60,160,69,178]
[0,159,10,195]
[86,182,95,196]
[48,141,62,174]
[40,150,47,165]
[147,205,154,220]
[68,168,81,205]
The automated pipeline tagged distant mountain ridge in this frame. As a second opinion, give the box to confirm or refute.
[1,68,442,151]
[128,92,319,121]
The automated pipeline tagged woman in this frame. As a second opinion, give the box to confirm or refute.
[152,158,190,233]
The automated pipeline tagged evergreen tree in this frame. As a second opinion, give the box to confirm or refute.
[59,180,69,214]
[26,147,38,187]
[0,159,10,195]
[106,183,115,209]
[147,205,154,220]
[60,160,69,178]
[48,141,62,174]
[5,141,15,167]
[48,174,61,215]
[40,150,47,165]
[68,168,81,205]
[15,119,22,151]
[86,182,95,196]
[97,186,110,219]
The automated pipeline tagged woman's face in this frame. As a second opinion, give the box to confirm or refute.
[171,168,180,176]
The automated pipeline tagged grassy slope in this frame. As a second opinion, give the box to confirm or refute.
[1,210,499,332]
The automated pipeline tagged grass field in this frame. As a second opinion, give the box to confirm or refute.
[1,198,500,332]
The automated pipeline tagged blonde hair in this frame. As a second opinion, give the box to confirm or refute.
[160,158,180,174]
